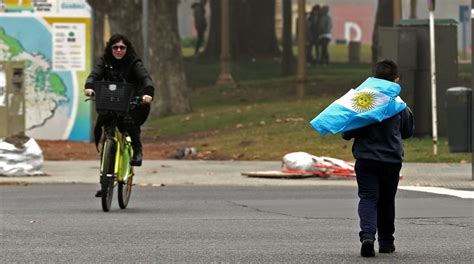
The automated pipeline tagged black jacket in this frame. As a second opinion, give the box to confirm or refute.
[342,107,414,163]
[86,55,154,149]
[85,56,154,98]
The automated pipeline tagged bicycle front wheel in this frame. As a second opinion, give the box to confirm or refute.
[101,140,116,212]
[118,174,133,209]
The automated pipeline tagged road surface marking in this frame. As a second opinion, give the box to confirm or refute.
[399,186,474,199]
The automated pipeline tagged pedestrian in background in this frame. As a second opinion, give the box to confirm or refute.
[308,4,321,65]
[318,5,332,66]
[305,10,314,64]
[342,60,415,257]
[191,0,207,56]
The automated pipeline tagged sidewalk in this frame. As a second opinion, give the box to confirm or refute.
[0,160,472,190]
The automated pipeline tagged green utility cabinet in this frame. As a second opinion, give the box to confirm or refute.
[0,61,25,139]
[377,27,417,109]
[379,19,458,137]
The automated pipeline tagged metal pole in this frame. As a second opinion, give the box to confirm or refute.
[216,0,234,85]
[429,10,438,155]
[142,0,149,67]
[471,0,473,180]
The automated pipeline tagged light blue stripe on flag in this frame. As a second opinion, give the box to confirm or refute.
[309,77,407,135]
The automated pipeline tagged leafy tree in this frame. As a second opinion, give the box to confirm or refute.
[86,0,190,115]
[87,0,142,61]
[371,0,394,64]
[149,0,191,115]
[281,0,296,76]
[204,0,280,59]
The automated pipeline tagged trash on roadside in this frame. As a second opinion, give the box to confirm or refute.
[281,152,355,177]
[0,134,44,176]
[241,152,355,179]
[174,147,197,159]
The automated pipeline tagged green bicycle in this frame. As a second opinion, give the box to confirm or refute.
[89,81,141,212]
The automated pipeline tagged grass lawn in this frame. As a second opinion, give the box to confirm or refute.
[144,44,472,163]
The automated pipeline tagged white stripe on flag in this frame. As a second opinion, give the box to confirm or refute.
[334,88,391,113]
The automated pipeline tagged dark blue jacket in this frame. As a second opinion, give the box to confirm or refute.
[342,107,414,163]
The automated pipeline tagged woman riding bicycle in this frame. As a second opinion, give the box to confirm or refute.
[84,33,154,167]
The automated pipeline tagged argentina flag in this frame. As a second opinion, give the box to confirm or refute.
[310,77,407,135]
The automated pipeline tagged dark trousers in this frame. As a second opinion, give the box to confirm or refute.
[195,30,205,55]
[94,104,150,151]
[306,41,320,65]
[355,159,401,246]
[319,37,330,65]
[125,104,150,152]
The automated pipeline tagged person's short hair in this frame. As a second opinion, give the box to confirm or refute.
[374,59,398,81]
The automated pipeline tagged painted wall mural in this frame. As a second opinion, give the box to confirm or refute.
[0,0,91,141]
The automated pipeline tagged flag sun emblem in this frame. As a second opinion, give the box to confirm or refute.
[351,91,376,112]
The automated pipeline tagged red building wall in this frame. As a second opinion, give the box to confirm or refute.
[332,4,374,44]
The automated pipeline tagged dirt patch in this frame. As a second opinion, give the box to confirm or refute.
[36,140,179,160]
[35,130,227,161]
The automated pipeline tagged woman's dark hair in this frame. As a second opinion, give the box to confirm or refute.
[374,59,398,81]
[103,33,137,62]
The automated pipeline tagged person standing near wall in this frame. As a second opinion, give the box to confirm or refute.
[318,5,332,66]
[309,4,321,65]
[192,0,207,56]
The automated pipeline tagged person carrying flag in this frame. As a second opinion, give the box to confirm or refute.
[310,59,414,257]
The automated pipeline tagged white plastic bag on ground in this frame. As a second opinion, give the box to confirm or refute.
[282,152,329,173]
[282,152,315,171]
[282,151,354,177]
[0,138,44,176]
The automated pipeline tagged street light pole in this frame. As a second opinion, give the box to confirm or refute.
[471,0,473,179]
[428,2,438,155]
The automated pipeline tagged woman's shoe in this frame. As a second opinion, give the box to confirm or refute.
[130,150,142,166]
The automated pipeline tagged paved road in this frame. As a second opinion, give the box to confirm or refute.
[1,184,472,263]
[1,160,473,190]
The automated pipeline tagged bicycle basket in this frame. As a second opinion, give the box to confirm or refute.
[94,81,134,114]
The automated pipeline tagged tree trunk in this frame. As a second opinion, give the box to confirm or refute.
[281,0,295,76]
[371,0,394,64]
[149,0,191,115]
[204,0,280,59]
[87,0,190,116]
[87,0,143,61]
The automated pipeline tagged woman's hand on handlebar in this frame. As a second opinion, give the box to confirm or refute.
[142,95,153,104]
[84,88,95,97]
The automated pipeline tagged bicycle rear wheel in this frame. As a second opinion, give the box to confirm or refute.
[101,140,116,212]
